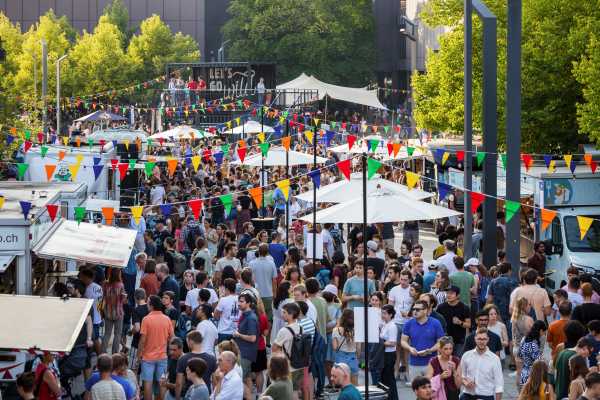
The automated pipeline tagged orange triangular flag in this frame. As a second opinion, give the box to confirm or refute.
[102,207,114,226]
[75,136,81,147]
[281,136,291,151]
[584,154,593,167]
[540,209,557,232]
[392,143,401,157]
[44,164,56,181]
[167,158,178,177]
[58,150,66,161]
[248,187,263,209]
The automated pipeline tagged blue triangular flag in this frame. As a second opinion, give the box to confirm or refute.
[93,165,104,180]
[214,152,224,166]
[6,135,14,145]
[19,201,32,220]
[274,125,282,138]
[325,130,335,147]
[438,182,452,201]
[366,140,372,152]
[543,154,552,168]
[112,140,118,148]
[185,156,191,166]
[93,157,101,165]
[308,169,321,189]
[435,149,445,164]
[159,204,172,216]
[50,134,56,144]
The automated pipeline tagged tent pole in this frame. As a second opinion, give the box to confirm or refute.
[312,118,317,262]
[285,119,290,248]
[362,152,370,396]
[324,95,328,125]
[261,111,265,218]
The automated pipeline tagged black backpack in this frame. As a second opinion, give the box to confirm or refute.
[186,224,203,251]
[283,326,312,369]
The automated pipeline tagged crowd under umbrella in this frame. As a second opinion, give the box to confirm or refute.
[295,172,433,204]
[300,154,462,397]
[74,110,128,131]
[148,125,214,141]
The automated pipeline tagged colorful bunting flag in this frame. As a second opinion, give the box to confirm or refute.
[74,206,86,225]
[387,143,393,156]
[470,192,485,213]
[123,139,130,151]
[548,160,556,173]
[442,152,450,166]
[188,199,203,220]
[348,135,356,150]
[248,187,263,208]
[257,132,265,143]
[276,179,291,201]
[407,147,415,156]
[130,206,143,225]
[584,154,592,168]
[144,162,156,177]
[504,200,521,222]
[167,158,178,177]
[237,147,247,163]
[117,163,128,181]
[337,159,351,180]
[62,136,69,146]
[392,143,401,158]
[110,159,118,170]
[522,154,533,171]
[282,136,291,151]
[500,153,507,170]
[405,171,420,189]
[259,142,270,157]
[577,216,594,240]
[220,194,233,216]
[308,169,321,189]
[476,152,485,167]
[369,139,379,153]
[17,163,28,180]
[540,209,557,232]
[128,159,136,170]
[564,154,572,171]
[102,207,114,225]
[93,165,104,180]
[457,151,465,162]
[438,182,452,200]
[159,204,172,216]
[69,164,80,181]
[0,196,5,209]
[46,204,58,222]
[214,152,224,166]
[23,140,32,153]
[191,156,201,172]
[304,130,314,144]
[75,154,84,165]
[367,158,382,179]
[58,150,66,161]
[19,201,32,220]
[592,160,598,174]
[44,164,56,181]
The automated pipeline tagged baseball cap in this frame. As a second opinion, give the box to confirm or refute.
[428,260,440,270]
[448,285,461,295]
[366,240,378,251]
[323,284,338,296]
[465,258,479,268]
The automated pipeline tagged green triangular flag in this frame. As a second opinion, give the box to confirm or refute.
[220,193,233,216]
[221,144,230,154]
[17,163,29,180]
[504,200,521,222]
[369,139,379,152]
[367,158,383,179]
[476,152,486,167]
[128,159,137,170]
[40,146,48,158]
[331,121,336,129]
[145,162,156,177]
[147,138,153,147]
[259,142,270,157]
[384,126,389,133]
[283,111,289,118]
[237,100,243,108]
[407,146,415,156]
[24,130,31,140]
[500,153,507,170]
[74,206,86,225]
[88,138,94,148]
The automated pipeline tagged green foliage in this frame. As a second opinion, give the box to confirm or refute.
[127,15,200,78]
[413,0,600,152]
[103,0,130,40]
[222,0,376,87]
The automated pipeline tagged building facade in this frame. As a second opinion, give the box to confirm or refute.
[0,0,231,62]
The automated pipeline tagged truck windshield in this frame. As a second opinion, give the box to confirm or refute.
[564,215,600,252]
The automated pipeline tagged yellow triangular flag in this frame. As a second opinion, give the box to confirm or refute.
[279,117,285,124]
[577,216,594,240]
[304,130,314,144]
[192,155,201,172]
[130,206,144,225]
[405,171,420,190]
[313,118,320,126]
[442,152,450,166]
[69,163,80,181]
[123,140,130,151]
[564,154,572,169]
[276,179,290,201]
[0,196,4,209]
[361,124,368,133]
[62,136,69,146]
[257,132,265,143]
[235,117,241,125]
[226,121,232,129]
[75,154,84,165]
[549,160,556,173]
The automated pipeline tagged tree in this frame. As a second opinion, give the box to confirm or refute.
[65,16,132,95]
[222,0,376,87]
[127,15,200,79]
[413,0,593,152]
[103,0,135,45]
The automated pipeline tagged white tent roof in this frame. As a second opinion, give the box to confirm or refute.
[296,173,433,203]
[300,190,460,224]
[225,120,275,135]
[33,219,137,268]
[231,147,328,167]
[276,74,387,110]
[87,129,147,143]
[0,295,92,352]
[149,126,214,140]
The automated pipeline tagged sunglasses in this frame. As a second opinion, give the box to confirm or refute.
[413,307,425,312]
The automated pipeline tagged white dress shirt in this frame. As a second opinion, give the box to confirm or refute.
[211,368,243,400]
[438,251,457,275]
[460,348,504,397]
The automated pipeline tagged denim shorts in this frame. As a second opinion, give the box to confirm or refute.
[334,351,359,375]
[92,323,102,340]
[140,358,168,382]
[326,333,335,362]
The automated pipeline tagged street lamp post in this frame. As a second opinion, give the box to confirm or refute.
[399,16,418,139]
[56,54,68,136]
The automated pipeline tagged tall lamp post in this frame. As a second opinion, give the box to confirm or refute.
[399,15,418,139]
[56,54,68,136]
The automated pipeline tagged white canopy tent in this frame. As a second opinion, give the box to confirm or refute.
[231,147,328,167]
[149,125,214,141]
[87,129,147,144]
[300,190,461,224]
[33,219,137,268]
[276,74,387,110]
[0,295,92,352]
[225,120,275,135]
[296,173,433,203]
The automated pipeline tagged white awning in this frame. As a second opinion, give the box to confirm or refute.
[0,255,15,273]
[0,295,92,352]
[33,219,136,268]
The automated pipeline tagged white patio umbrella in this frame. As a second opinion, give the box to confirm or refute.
[225,120,275,135]
[296,172,433,203]
[149,125,213,141]
[230,146,328,167]
[299,190,461,224]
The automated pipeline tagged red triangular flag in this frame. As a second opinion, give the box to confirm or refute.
[457,150,465,162]
[237,147,247,163]
[158,137,164,147]
[99,139,106,148]
[592,160,598,174]
[386,143,393,156]
[341,122,347,130]
[110,159,118,171]
[37,132,44,143]
[46,204,58,222]
[337,159,351,180]
[470,192,485,213]
[188,199,203,220]
[522,153,533,171]
[23,140,32,153]
[347,134,356,150]
[117,163,128,181]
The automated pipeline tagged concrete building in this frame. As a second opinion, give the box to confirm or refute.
[0,0,231,61]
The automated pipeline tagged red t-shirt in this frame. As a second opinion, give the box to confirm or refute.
[198,80,207,89]
[257,313,269,350]
[188,81,198,90]
[35,363,58,400]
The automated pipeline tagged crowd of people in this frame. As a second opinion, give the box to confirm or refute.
[10,132,600,400]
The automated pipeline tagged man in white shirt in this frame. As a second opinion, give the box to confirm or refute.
[293,284,317,322]
[460,328,503,400]
[437,240,458,275]
[248,243,278,320]
[214,278,239,342]
[211,351,243,400]
[214,243,242,283]
[388,269,413,379]
[195,304,218,356]
[185,272,218,312]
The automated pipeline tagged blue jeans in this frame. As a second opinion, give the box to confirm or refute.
[140,359,168,382]
[334,351,359,376]
[122,272,136,307]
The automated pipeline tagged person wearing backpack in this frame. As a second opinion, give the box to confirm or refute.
[34,352,61,400]
[165,237,188,279]
[273,302,311,400]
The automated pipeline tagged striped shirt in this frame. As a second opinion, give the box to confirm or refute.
[298,317,316,338]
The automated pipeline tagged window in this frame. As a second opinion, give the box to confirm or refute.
[563,215,600,253]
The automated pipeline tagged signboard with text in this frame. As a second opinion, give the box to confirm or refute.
[0,227,27,251]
